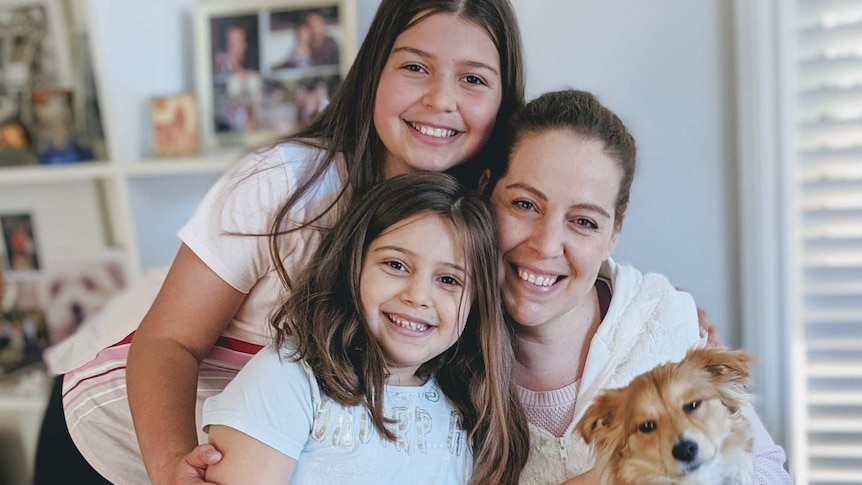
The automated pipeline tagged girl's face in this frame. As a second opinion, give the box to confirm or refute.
[491,129,622,330]
[359,212,472,385]
[374,12,502,179]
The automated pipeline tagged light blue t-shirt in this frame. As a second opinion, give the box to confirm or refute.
[202,345,473,484]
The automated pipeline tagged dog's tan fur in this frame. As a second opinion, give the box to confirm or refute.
[576,348,754,485]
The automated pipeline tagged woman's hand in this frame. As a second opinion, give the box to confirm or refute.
[696,307,723,348]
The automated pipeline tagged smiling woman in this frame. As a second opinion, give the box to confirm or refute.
[483,89,791,485]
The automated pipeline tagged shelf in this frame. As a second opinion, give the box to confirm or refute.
[123,149,243,178]
[0,161,112,185]
[0,150,243,185]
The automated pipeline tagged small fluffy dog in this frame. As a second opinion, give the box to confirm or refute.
[576,348,754,485]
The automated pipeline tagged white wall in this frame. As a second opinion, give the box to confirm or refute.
[89,0,739,345]
[512,0,739,347]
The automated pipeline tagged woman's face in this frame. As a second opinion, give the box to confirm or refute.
[374,12,502,178]
[491,129,622,330]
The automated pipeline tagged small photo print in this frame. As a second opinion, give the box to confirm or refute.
[31,88,95,165]
[151,92,200,157]
[1,213,40,272]
[0,308,48,375]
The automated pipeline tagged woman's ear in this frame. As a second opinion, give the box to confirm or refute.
[478,169,491,193]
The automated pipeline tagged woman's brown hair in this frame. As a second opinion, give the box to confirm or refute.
[486,89,637,228]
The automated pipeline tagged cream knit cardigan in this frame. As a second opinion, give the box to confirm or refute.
[519,258,702,485]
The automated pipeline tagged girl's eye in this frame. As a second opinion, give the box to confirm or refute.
[463,74,486,86]
[403,63,425,74]
[683,400,701,413]
[385,261,406,272]
[439,275,462,287]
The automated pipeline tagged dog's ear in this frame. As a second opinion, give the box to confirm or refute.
[576,390,622,446]
[687,347,752,412]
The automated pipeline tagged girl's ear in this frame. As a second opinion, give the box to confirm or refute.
[478,169,491,193]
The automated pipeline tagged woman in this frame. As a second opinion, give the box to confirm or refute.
[484,89,791,484]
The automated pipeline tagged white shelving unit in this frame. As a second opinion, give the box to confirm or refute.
[0,2,241,483]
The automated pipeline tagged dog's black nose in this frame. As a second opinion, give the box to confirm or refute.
[672,439,698,462]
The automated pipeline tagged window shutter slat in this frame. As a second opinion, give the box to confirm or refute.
[795,0,862,482]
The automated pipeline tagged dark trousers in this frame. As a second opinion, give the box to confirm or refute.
[33,375,112,484]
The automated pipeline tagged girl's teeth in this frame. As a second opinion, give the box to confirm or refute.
[389,314,429,331]
[518,269,556,287]
[413,123,455,138]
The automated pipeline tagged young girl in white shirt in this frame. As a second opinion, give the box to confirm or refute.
[202,172,529,485]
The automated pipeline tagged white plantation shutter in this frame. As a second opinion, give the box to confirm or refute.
[795,1,862,483]
[735,0,862,483]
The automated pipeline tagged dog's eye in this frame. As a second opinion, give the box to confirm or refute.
[683,400,702,413]
[638,421,656,433]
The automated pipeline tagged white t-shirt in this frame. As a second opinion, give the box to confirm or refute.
[179,142,347,346]
[202,345,473,484]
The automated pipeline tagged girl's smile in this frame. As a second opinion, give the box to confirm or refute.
[374,12,502,178]
[359,212,471,385]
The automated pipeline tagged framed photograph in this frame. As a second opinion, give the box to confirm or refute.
[0,212,40,273]
[0,307,48,375]
[150,92,200,157]
[31,88,94,164]
[0,0,75,160]
[194,0,356,149]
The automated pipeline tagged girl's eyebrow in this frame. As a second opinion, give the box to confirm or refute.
[373,245,467,273]
[503,182,612,219]
[390,46,500,76]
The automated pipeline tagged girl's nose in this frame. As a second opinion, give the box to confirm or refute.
[401,278,432,307]
[423,76,457,113]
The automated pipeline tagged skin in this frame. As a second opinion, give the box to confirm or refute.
[490,129,623,485]
[127,11,503,485]
[374,12,502,178]
[205,213,471,483]
[360,213,471,385]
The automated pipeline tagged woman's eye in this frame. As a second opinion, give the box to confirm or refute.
[513,199,534,211]
[575,218,598,230]
[385,261,406,272]
[463,75,486,86]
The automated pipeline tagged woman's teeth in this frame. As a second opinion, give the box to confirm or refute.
[517,268,557,287]
[388,314,429,331]
[410,122,457,138]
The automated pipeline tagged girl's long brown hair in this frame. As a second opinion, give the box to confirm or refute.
[271,172,529,484]
[266,0,525,291]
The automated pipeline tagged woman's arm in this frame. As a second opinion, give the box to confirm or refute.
[744,405,792,484]
[205,425,296,484]
[127,244,245,485]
